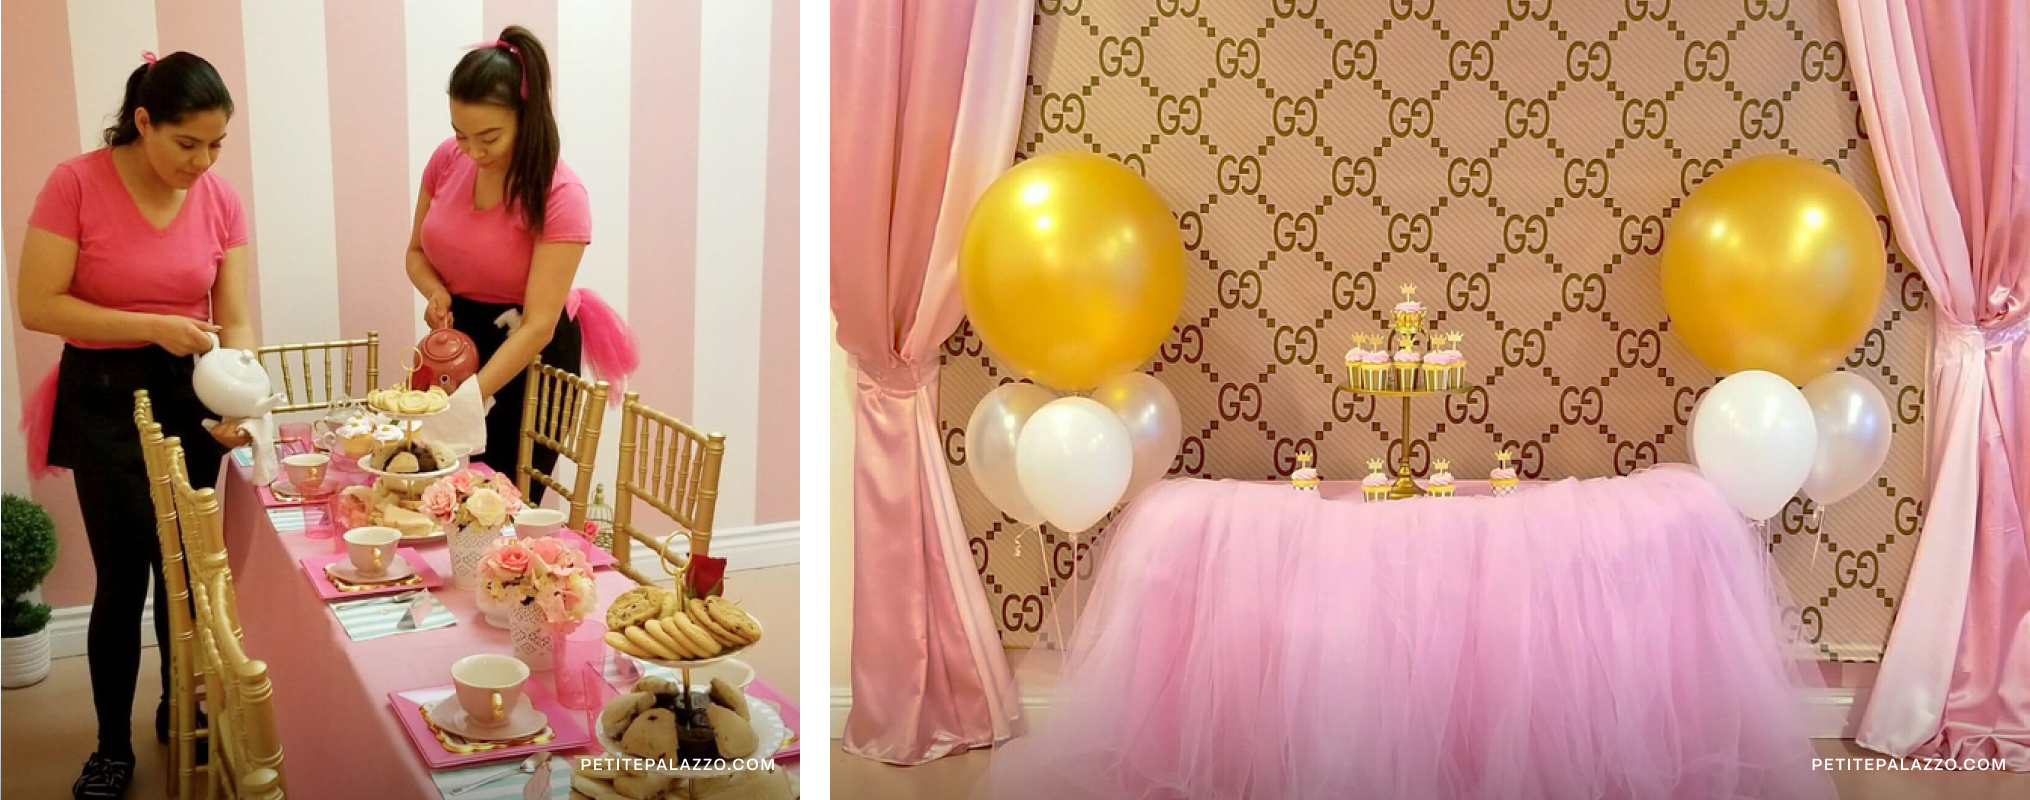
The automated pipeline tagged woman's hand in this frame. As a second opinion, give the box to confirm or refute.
[209,421,252,449]
[425,291,454,330]
[153,316,222,356]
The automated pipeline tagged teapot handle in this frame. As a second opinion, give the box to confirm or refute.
[205,331,222,354]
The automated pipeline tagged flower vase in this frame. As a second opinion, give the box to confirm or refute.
[510,601,554,670]
[447,522,503,590]
[475,581,513,629]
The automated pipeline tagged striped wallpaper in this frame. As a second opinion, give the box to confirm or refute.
[2,0,800,607]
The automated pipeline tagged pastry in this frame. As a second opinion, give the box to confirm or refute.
[620,708,678,760]
[607,587,666,630]
[613,773,674,800]
[605,631,657,661]
[388,452,420,474]
[624,626,681,661]
[703,597,762,644]
[659,590,685,622]
[570,775,625,800]
[706,704,758,758]
[663,614,723,658]
[642,618,698,660]
[632,676,681,697]
[708,678,750,721]
[689,599,746,648]
[601,691,656,740]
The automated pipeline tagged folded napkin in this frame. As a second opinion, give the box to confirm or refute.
[432,380,492,458]
[429,754,572,800]
[215,415,279,484]
[330,591,456,641]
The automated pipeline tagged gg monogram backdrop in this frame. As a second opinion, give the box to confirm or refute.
[938,0,1932,661]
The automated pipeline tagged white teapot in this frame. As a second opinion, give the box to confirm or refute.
[191,333,284,419]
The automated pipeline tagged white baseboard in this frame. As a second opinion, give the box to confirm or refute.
[45,521,796,662]
[828,686,1870,742]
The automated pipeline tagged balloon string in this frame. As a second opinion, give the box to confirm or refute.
[1808,505,1828,571]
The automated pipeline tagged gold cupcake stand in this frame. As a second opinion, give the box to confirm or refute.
[1341,383,1476,500]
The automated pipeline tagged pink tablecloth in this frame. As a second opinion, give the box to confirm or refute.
[980,466,1837,800]
[219,460,636,798]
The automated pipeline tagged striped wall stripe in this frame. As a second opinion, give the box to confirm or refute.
[3,2,798,607]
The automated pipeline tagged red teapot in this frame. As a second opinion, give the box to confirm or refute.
[410,322,480,391]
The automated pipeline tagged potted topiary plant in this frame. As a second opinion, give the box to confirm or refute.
[3,493,58,688]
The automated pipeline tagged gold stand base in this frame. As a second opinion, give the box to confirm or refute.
[1388,469,1426,500]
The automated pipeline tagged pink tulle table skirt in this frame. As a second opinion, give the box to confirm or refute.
[980,466,1836,800]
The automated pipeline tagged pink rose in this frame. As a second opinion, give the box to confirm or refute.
[554,547,589,573]
[526,537,565,564]
[420,481,459,521]
[536,591,571,624]
[449,471,473,494]
[486,541,534,576]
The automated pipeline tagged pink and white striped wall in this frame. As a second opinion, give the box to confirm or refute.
[2,0,800,608]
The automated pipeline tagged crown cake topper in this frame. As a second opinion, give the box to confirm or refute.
[1295,451,1312,467]
[1496,449,1514,465]
[1446,331,1464,347]
[1400,283,1417,298]
[1366,457,1385,471]
[1433,458,1450,471]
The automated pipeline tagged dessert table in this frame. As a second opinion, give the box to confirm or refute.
[979,466,1836,800]
[214,450,798,798]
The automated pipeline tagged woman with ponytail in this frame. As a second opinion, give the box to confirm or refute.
[13,51,250,798]
[406,26,636,493]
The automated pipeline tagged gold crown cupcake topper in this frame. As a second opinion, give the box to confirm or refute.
[1446,331,1464,348]
[1366,457,1385,471]
[1400,283,1417,299]
[1433,458,1450,471]
[1295,451,1312,467]
[1496,449,1514,466]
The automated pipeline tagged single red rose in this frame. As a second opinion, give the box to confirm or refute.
[687,554,728,599]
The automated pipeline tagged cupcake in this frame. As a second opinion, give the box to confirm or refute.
[1362,458,1392,503]
[1360,348,1392,391]
[1427,459,1456,497]
[1392,284,1427,333]
[1290,452,1320,491]
[1491,450,1520,496]
[334,415,386,458]
[1422,349,1461,392]
[1344,336,1369,390]
[1393,344,1423,391]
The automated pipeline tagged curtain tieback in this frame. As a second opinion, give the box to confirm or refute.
[1944,315,2027,352]
[856,357,941,392]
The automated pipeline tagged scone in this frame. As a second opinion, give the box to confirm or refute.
[708,678,750,721]
[600,692,655,741]
[706,704,759,759]
[620,708,679,760]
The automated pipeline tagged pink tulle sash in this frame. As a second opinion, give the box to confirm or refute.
[980,468,1836,800]
[566,288,637,404]
[23,364,60,479]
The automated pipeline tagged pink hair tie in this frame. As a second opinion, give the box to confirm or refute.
[467,39,528,100]
[141,51,159,67]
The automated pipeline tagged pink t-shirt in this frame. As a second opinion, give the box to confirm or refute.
[28,149,247,349]
[418,137,592,305]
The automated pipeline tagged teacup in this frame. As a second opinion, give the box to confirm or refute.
[342,526,401,577]
[451,653,529,727]
[282,453,330,495]
[513,508,567,539]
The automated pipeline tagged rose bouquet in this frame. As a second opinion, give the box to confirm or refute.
[419,469,526,530]
[479,536,599,629]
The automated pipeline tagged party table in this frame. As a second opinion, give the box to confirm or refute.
[215,453,796,798]
[979,466,1837,800]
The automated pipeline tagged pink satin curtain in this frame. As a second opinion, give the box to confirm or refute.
[831,0,1034,765]
[1840,0,2030,769]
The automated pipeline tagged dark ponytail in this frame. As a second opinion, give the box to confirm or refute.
[103,52,233,147]
[449,26,558,234]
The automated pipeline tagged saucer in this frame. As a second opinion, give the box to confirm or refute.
[325,557,418,585]
[270,477,337,501]
[425,694,549,741]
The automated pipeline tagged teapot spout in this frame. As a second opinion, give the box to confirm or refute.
[255,394,285,416]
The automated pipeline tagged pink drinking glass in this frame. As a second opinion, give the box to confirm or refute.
[554,620,608,710]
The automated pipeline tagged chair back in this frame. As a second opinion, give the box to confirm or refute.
[516,357,609,528]
[255,332,379,414]
[166,439,287,798]
[135,393,218,799]
[610,392,726,586]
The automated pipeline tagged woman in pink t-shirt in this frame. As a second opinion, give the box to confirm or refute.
[405,25,634,493]
[13,52,250,798]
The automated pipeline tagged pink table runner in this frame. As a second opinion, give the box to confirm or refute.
[218,460,638,798]
[980,466,1836,800]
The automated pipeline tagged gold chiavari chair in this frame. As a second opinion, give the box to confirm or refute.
[611,392,726,587]
[516,356,609,529]
[135,393,220,799]
[165,438,287,799]
[254,332,379,414]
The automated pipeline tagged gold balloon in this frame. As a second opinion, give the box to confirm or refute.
[959,152,1186,391]
[1661,154,1885,384]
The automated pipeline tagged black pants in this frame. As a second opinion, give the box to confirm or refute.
[50,346,225,759]
[450,295,581,504]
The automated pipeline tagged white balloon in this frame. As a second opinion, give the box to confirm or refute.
[1693,370,1818,521]
[966,382,1058,525]
[1089,372,1183,504]
[1800,371,1893,506]
[1016,397,1133,533]
[1687,392,1704,463]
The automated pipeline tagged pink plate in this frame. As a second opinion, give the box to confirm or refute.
[299,548,443,601]
[390,679,592,769]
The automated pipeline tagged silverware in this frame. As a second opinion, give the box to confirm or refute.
[446,752,549,796]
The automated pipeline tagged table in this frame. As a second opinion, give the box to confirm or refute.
[979,466,1837,800]
[217,457,634,798]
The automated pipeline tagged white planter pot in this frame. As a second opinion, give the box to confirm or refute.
[2,630,52,689]
[510,602,554,671]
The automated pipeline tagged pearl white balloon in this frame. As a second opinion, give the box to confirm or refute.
[1800,371,1893,506]
[1692,370,1818,521]
[965,382,1057,525]
[1089,372,1182,504]
[1016,397,1133,533]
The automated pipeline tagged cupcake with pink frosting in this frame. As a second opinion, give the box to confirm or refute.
[1427,459,1456,497]
[1393,343,1423,391]
[1392,283,1428,333]
[1345,335,1370,390]
[1290,452,1321,491]
[1360,347,1392,391]
[1491,449,1520,497]
[1362,458,1393,503]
